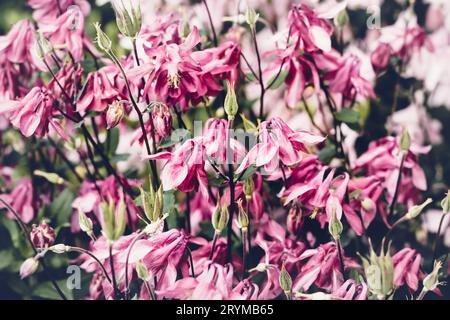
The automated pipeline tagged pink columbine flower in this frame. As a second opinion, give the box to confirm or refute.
[0,20,36,66]
[30,220,56,249]
[130,27,221,111]
[127,229,189,291]
[71,175,141,232]
[157,261,244,300]
[343,176,384,235]
[203,118,246,165]
[48,63,83,105]
[0,178,35,223]
[38,6,90,63]
[284,167,349,228]
[28,0,91,23]
[0,87,67,139]
[151,102,173,141]
[77,68,123,113]
[393,248,424,292]
[293,242,355,292]
[353,136,430,210]
[143,137,209,196]
[325,53,375,104]
[236,117,324,176]
[371,43,393,72]
[332,279,368,300]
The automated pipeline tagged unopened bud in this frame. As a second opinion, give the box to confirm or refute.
[440,190,450,214]
[237,199,249,231]
[93,22,112,52]
[114,195,127,240]
[20,257,39,279]
[136,260,151,282]
[49,244,71,254]
[361,198,375,212]
[151,102,172,140]
[279,261,292,299]
[212,205,228,234]
[106,101,125,129]
[328,210,343,241]
[245,7,259,29]
[243,177,254,199]
[399,127,411,152]
[224,81,238,121]
[405,198,433,220]
[334,9,349,28]
[34,170,65,185]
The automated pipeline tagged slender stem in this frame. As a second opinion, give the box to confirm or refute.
[202,0,218,46]
[47,137,83,183]
[432,213,446,263]
[186,247,196,278]
[124,232,145,299]
[240,52,260,81]
[416,288,428,300]
[144,280,156,300]
[108,243,120,299]
[209,232,219,261]
[388,152,406,217]
[0,199,68,300]
[68,247,112,284]
[242,229,248,278]
[336,239,346,278]
[226,119,236,263]
[185,192,191,234]
[251,27,265,120]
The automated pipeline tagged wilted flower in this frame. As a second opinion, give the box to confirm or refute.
[30,220,56,249]
[106,101,126,129]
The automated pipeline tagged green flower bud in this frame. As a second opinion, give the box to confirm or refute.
[400,127,411,152]
[440,190,450,214]
[34,170,65,185]
[49,244,71,254]
[279,261,292,299]
[245,7,259,29]
[328,210,343,241]
[136,260,151,282]
[334,9,349,28]
[212,205,228,234]
[114,195,127,240]
[93,22,112,52]
[405,198,433,220]
[237,199,249,232]
[100,195,127,242]
[224,81,238,121]
[243,177,255,199]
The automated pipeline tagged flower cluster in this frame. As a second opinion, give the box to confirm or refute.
[0,0,449,301]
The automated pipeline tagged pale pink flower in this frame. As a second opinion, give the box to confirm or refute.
[0,178,35,223]
[0,20,36,66]
[236,117,324,176]
[28,0,91,23]
[332,279,368,300]
[393,248,424,292]
[143,137,209,196]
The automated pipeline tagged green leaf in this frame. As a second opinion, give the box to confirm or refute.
[0,250,14,270]
[268,70,288,90]
[50,189,76,225]
[163,191,176,215]
[335,108,360,124]
[319,143,337,163]
[158,129,191,149]
[33,280,73,300]
[235,165,256,182]
[107,127,120,155]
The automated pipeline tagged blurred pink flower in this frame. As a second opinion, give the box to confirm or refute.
[0,178,35,223]
[393,248,424,292]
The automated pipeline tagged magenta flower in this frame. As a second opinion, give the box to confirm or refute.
[0,20,36,66]
[28,0,91,23]
[0,178,35,223]
[325,53,375,104]
[144,137,209,196]
[343,176,383,235]
[0,87,66,139]
[77,68,123,113]
[236,117,324,176]
[130,27,221,111]
[30,220,56,249]
[393,248,424,292]
[151,102,173,141]
[293,242,356,292]
[354,136,430,210]
[332,279,368,300]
